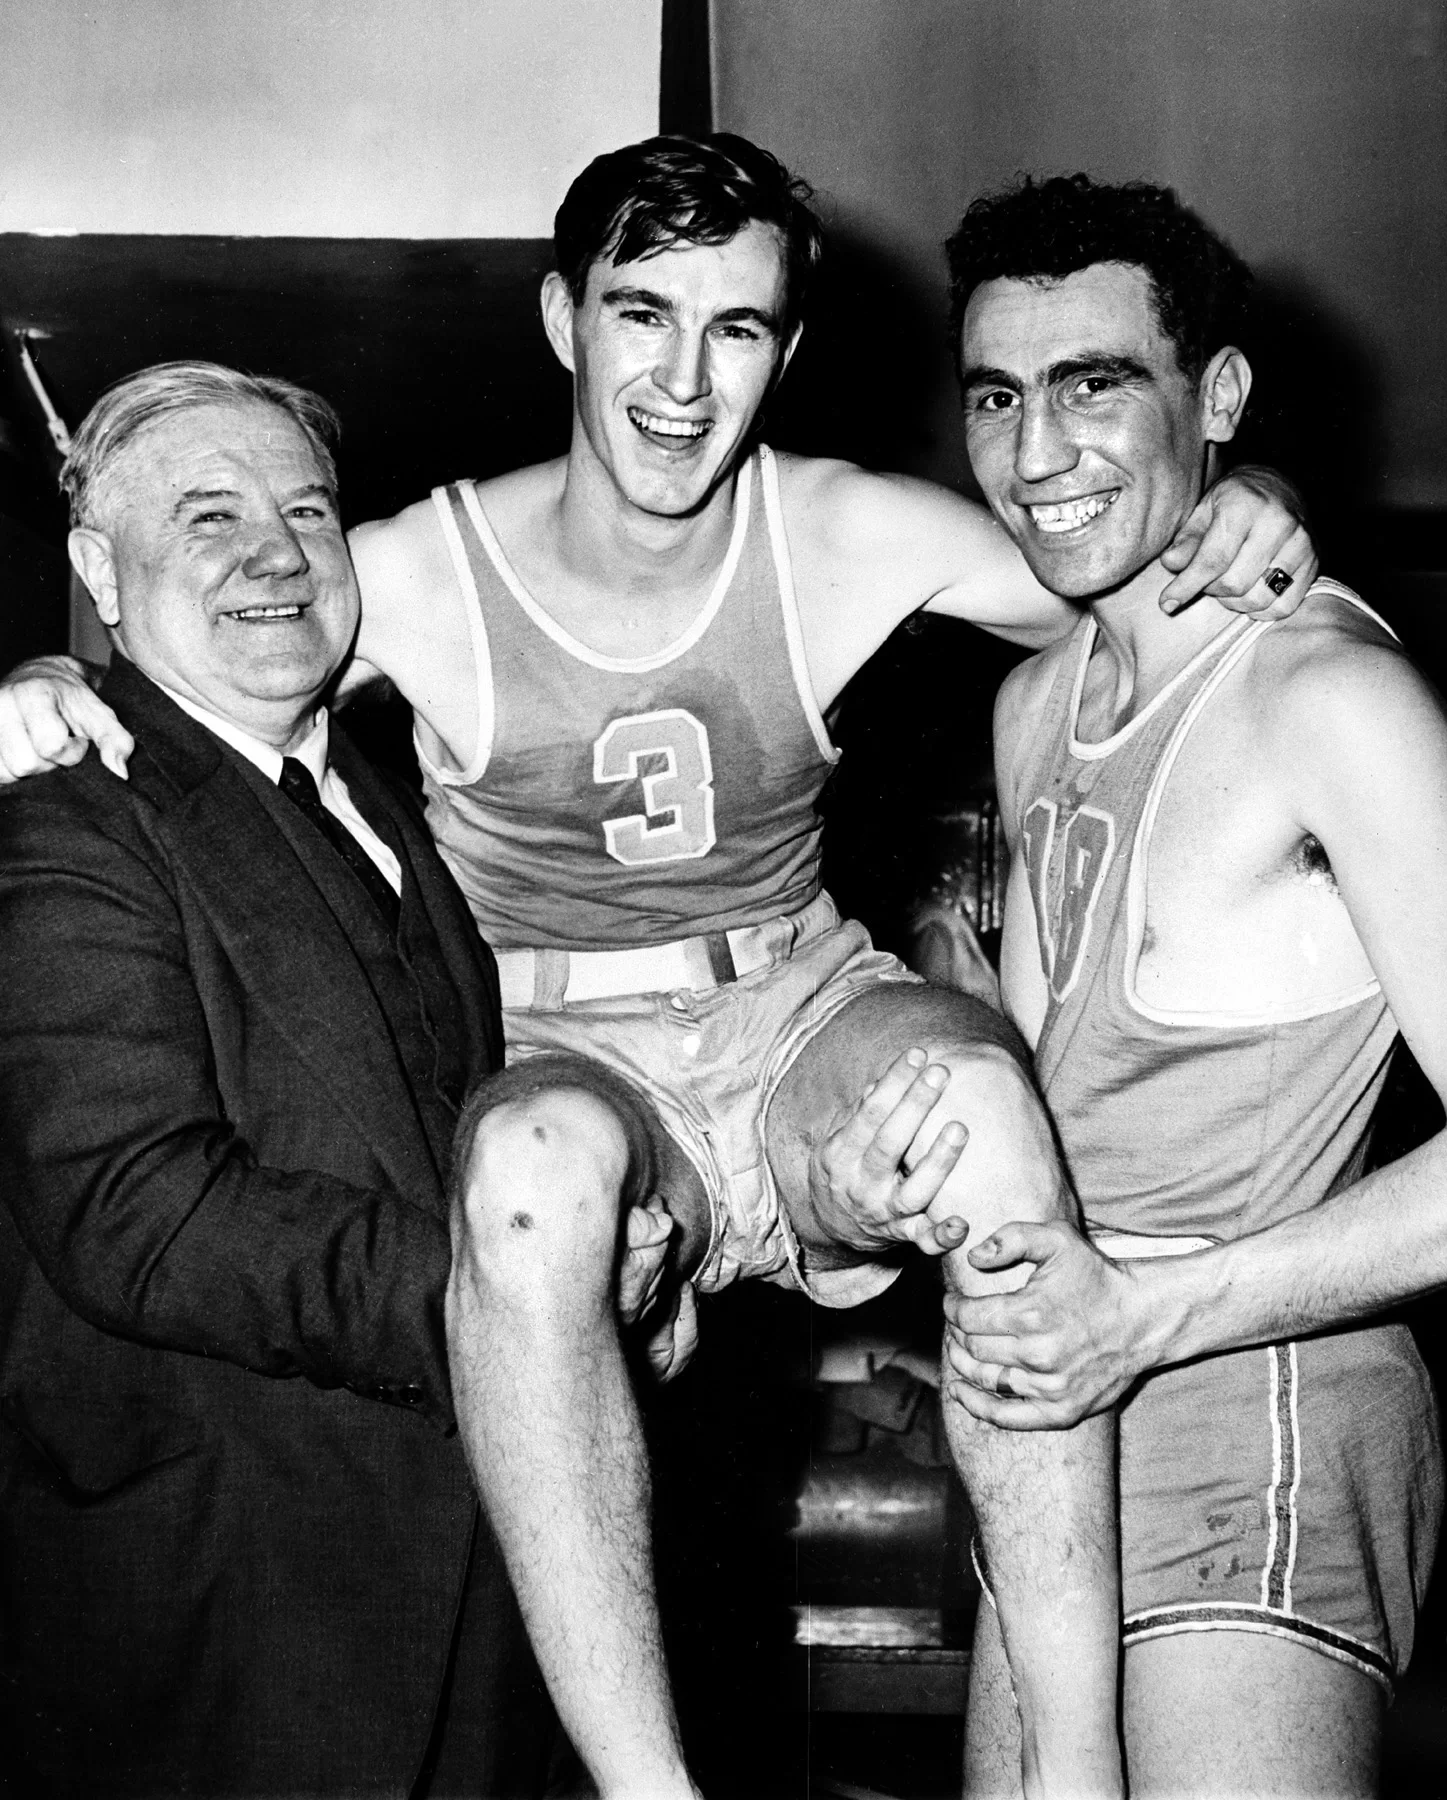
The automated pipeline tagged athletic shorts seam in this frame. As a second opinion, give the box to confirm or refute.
[755,952,921,1300]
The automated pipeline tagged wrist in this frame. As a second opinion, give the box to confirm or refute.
[1130,1249,1223,1370]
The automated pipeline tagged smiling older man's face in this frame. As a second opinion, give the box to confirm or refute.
[89,400,359,737]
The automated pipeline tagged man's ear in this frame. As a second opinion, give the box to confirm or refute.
[68,529,120,627]
[540,271,578,375]
[1201,346,1252,445]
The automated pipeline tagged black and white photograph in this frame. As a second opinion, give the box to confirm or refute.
[0,4,1444,1796]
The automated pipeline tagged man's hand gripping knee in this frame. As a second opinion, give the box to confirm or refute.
[805,1047,973,1256]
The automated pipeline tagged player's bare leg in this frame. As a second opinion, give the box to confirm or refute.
[1125,1633,1381,1798]
[768,986,1122,1799]
[446,1070,711,1800]
[964,1595,1029,1800]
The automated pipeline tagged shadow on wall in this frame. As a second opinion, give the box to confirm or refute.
[1235,274,1383,582]
[764,223,961,484]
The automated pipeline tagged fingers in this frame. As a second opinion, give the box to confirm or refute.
[645,1281,700,1383]
[0,684,83,781]
[849,1048,953,1174]
[965,1219,1055,1272]
[625,1199,674,1251]
[617,1200,675,1324]
[1159,490,1317,618]
[0,672,134,783]
[944,1378,1059,1431]
[62,687,135,779]
[1207,521,1316,621]
[943,1289,1024,1340]
[891,1116,970,1256]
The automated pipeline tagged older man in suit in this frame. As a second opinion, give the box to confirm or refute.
[0,363,561,1797]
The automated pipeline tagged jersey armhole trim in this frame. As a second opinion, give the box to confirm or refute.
[1123,616,1383,1027]
[415,484,495,788]
[759,444,838,764]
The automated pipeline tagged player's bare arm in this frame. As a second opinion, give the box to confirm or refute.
[1,444,1314,782]
[947,608,1447,1427]
[779,452,1317,712]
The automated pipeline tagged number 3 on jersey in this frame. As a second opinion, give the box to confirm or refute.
[593,708,718,866]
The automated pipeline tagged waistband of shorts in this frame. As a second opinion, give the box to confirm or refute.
[496,891,841,1009]
[1090,1228,1216,1261]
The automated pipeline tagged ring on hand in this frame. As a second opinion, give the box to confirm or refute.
[1264,567,1293,597]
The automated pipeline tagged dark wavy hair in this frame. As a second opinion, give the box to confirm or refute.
[945,174,1254,384]
[554,133,825,337]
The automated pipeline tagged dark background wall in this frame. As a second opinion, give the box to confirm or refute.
[707,0,1447,950]
[714,0,1447,510]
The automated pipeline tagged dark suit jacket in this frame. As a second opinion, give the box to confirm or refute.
[0,661,551,1797]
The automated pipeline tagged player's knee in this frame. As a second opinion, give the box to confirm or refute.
[451,1086,632,1285]
[925,1042,1071,1228]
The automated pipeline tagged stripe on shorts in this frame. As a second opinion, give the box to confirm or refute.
[1262,1342,1301,1611]
[1123,1600,1394,1690]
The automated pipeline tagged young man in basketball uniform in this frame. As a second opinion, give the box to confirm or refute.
[0,139,1316,1798]
[943,174,1445,1797]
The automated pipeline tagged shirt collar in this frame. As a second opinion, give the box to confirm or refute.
[154,680,330,789]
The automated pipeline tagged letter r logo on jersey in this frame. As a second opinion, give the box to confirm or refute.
[1021,798,1116,1002]
[593,708,718,865]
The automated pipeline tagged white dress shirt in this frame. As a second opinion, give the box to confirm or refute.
[156,683,403,895]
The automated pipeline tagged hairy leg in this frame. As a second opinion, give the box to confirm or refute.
[446,1074,710,1800]
[769,986,1121,1799]
[1125,1631,1382,1798]
[964,1598,1027,1800]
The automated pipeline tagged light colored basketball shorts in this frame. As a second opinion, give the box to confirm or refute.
[499,893,922,1305]
[973,1307,1440,1691]
[1117,1320,1442,1690]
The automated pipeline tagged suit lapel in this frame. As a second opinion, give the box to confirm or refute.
[104,663,446,1207]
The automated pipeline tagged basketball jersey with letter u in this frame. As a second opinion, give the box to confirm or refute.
[416,446,839,951]
[1013,584,1399,1245]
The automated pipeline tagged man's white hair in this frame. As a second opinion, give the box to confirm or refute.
[60,360,341,529]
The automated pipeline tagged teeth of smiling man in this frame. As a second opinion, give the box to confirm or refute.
[1028,492,1119,533]
[629,408,710,439]
[231,605,303,619]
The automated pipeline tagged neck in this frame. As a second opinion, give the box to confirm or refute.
[555,428,747,603]
[1083,560,1238,731]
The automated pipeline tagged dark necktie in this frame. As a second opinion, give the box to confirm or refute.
[279,757,401,934]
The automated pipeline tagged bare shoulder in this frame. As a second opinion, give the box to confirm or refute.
[348,492,454,611]
[469,456,565,518]
[1248,585,1447,792]
[347,460,563,673]
[773,449,994,565]
[1255,587,1435,731]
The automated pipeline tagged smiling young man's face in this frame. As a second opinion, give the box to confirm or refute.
[74,401,359,742]
[544,218,797,520]
[960,261,1240,601]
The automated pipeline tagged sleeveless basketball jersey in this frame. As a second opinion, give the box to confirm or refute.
[1015,580,1399,1244]
[416,447,839,951]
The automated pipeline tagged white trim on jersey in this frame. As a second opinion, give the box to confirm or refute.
[759,444,839,766]
[455,457,753,676]
[416,485,497,788]
[1120,583,1392,1029]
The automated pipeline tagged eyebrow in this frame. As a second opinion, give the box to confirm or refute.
[960,352,1155,391]
[600,284,782,334]
[172,481,336,517]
